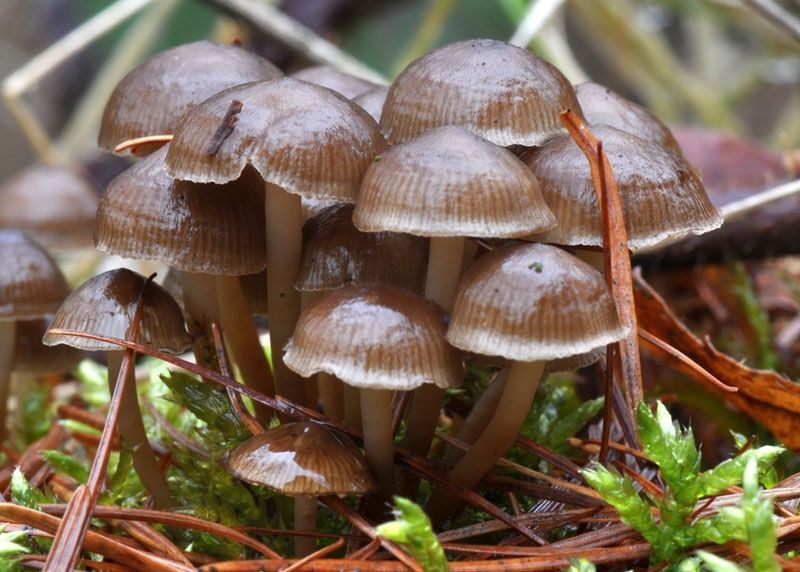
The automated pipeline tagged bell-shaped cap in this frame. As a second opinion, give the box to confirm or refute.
[96,145,267,275]
[353,86,389,123]
[0,165,98,251]
[0,231,69,321]
[14,318,83,374]
[354,126,555,238]
[99,41,282,154]
[284,284,463,391]
[296,204,428,294]
[290,65,378,99]
[522,125,723,250]
[43,268,191,353]
[380,39,581,146]
[165,78,385,202]
[228,422,376,496]
[447,243,627,362]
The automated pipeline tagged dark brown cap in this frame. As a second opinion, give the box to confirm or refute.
[99,41,282,154]
[290,65,378,99]
[14,318,83,374]
[353,86,389,123]
[447,242,627,361]
[0,164,98,251]
[0,230,69,321]
[284,284,463,391]
[165,78,384,203]
[354,126,555,237]
[96,145,267,275]
[228,422,376,496]
[380,39,581,146]
[296,204,428,294]
[43,268,191,353]
[522,125,723,249]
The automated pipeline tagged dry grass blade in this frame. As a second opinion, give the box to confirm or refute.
[282,537,345,572]
[113,134,173,154]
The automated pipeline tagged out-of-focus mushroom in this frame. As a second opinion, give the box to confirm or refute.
[353,86,389,124]
[290,65,378,99]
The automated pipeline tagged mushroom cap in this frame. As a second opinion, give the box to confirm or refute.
[14,318,83,374]
[0,164,98,251]
[228,422,376,496]
[96,145,267,275]
[43,268,191,353]
[99,41,282,154]
[296,203,428,294]
[576,82,682,154]
[353,86,389,123]
[380,39,582,146]
[354,126,555,238]
[522,125,723,250]
[290,65,378,99]
[165,78,385,202]
[284,284,463,391]
[0,230,69,321]
[447,242,627,362]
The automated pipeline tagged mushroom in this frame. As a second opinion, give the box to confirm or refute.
[0,231,70,439]
[165,77,384,406]
[353,86,389,124]
[44,268,191,508]
[290,65,378,99]
[228,421,375,555]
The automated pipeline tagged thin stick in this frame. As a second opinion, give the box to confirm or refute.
[741,0,800,42]
[283,537,345,572]
[508,0,568,47]
[599,345,615,465]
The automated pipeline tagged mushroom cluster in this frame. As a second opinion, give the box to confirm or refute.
[1,35,723,546]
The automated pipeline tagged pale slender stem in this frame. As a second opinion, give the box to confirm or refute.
[180,271,220,370]
[318,372,344,423]
[361,388,395,503]
[265,183,306,405]
[216,275,274,424]
[107,351,173,509]
[293,495,318,557]
[460,239,478,276]
[574,249,605,273]
[426,360,545,525]
[344,384,362,431]
[0,321,15,441]
[300,292,324,410]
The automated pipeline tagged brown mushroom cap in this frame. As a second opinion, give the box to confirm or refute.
[14,318,83,374]
[0,230,69,320]
[284,284,463,391]
[447,242,627,362]
[98,41,282,154]
[354,125,555,238]
[380,39,582,146]
[0,164,98,251]
[522,125,723,250]
[43,268,191,353]
[96,145,267,275]
[228,422,376,496]
[165,78,385,201]
[353,86,389,123]
[290,65,378,99]
[296,204,428,293]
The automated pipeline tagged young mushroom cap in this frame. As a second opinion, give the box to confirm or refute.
[164,77,384,198]
[96,145,267,275]
[354,125,555,238]
[14,318,83,374]
[352,86,389,124]
[0,164,98,251]
[284,284,463,391]
[228,422,376,496]
[380,39,582,146]
[522,125,723,250]
[99,40,282,154]
[447,242,627,361]
[290,65,378,99]
[43,268,191,353]
[296,203,428,294]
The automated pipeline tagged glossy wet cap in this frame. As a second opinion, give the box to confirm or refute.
[576,82,682,153]
[296,204,428,293]
[99,41,282,155]
[96,145,267,275]
[0,164,98,250]
[284,284,463,391]
[290,65,378,99]
[354,126,555,237]
[0,231,69,320]
[522,125,723,249]
[228,422,376,496]
[43,268,191,353]
[447,242,627,361]
[380,39,581,146]
[353,86,389,123]
[14,318,83,374]
[165,78,385,202]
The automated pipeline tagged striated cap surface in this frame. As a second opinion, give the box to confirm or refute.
[290,65,378,99]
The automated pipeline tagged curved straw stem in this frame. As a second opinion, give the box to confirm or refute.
[0,321,15,441]
[360,388,395,507]
[181,271,221,370]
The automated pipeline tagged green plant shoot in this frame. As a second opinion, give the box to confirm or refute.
[376,497,449,572]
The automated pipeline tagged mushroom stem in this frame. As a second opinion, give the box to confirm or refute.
[0,321,15,440]
[425,360,545,525]
[318,372,344,422]
[575,248,605,273]
[216,275,274,424]
[107,350,174,509]
[360,388,395,504]
[460,239,479,276]
[344,384,362,431]
[181,271,221,370]
[293,495,318,557]
[264,183,306,406]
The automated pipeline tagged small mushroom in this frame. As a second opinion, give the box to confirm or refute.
[353,86,389,124]
[290,65,378,99]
